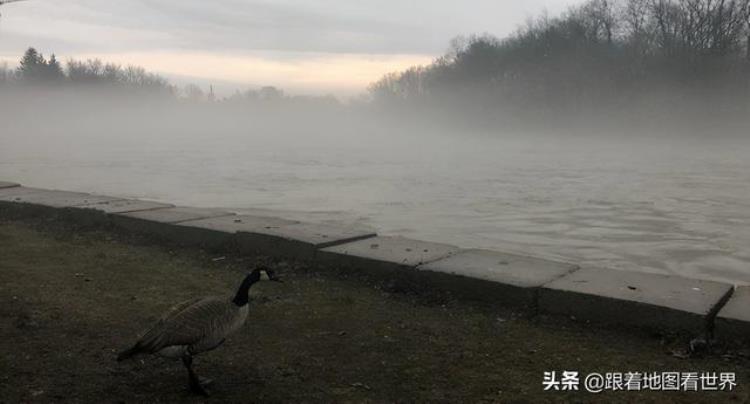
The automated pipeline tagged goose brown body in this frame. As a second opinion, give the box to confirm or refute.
[124,296,250,359]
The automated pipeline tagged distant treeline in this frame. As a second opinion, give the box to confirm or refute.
[1,48,173,95]
[4,0,750,134]
[369,0,750,131]
[0,48,339,108]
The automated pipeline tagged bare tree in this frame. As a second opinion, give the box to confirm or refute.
[742,0,750,59]
[581,0,619,43]
[182,84,205,101]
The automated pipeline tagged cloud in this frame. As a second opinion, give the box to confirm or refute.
[0,0,581,94]
[2,0,580,53]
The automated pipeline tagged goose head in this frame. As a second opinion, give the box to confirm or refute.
[256,267,283,283]
[233,267,283,306]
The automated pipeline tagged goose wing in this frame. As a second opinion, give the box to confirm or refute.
[134,296,232,353]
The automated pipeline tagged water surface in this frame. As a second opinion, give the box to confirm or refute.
[2,125,749,284]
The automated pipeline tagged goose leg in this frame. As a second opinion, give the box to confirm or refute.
[182,353,209,396]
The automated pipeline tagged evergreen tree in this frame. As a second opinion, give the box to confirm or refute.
[17,47,44,81]
[17,48,67,83]
[46,54,65,82]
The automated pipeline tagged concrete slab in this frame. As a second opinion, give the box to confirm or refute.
[170,214,299,252]
[715,286,750,345]
[75,198,174,214]
[417,249,578,308]
[0,186,50,198]
[179,214,298,234]
[116,206,235,224]
[321,236,459,267]
[0,187,54,219]
[0,187,121,225]
[0,187,121,208]
[110,207,237,246]
[0,181,19,189]
[318,236,460,288]
[258,222,376,247]
[236,222,376,259]
[539,267,733,333]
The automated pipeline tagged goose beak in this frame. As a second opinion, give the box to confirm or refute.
[262,269,283,283]
[268,271,283,283]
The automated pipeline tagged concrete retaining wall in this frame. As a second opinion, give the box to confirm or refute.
[419,249,579,309]
[715,286,750,345]
[539,267,733,334]
[1,181,746,340]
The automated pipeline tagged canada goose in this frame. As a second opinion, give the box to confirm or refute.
[117,267,282,396]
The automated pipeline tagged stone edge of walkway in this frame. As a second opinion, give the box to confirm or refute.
[0,182,741,338]
[0,181,20,189]
[539,267,734,334]
[416,249,580,309]
[715,286,750,345]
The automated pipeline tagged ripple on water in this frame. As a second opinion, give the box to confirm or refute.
[3,130,750,284]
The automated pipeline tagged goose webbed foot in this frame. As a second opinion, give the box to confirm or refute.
[182,353,210,396]
[188,373,211,396]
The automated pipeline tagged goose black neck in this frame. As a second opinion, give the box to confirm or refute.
[232,272,259,306]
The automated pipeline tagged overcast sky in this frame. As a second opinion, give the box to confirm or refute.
[0,0,580,96]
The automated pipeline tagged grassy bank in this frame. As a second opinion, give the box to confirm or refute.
[0,218,748,403]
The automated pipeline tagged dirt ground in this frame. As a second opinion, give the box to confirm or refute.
[1,217,748,403]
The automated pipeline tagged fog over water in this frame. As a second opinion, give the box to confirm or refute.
[3,98,750,285]
[4,0,750,287]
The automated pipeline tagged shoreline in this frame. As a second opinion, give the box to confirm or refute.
[1,181,748,344]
